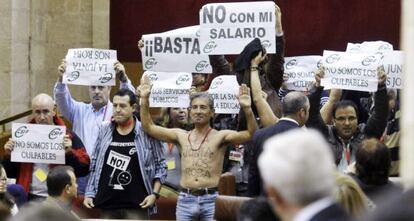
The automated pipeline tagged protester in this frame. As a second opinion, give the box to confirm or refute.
[54,60,134,194]
[83,89,167,219]
[3,94,89,201]
[138,75,257,220]
[307,67,388,172]
[157,107,190,198]
[259,129,352,221]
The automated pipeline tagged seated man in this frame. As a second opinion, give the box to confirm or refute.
[3,94,90,201]
[138,76,257,220]
[259,129,352,221]
[43,166,79,218]
[83,89,167,219]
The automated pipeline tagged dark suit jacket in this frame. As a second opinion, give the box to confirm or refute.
[248,119,300,196]
[310,203,353,221]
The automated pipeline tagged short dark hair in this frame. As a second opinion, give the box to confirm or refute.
[282,91,309,116]
[238,197,280,221]
[332,100,359,119]
[46,166,74,197]
[355,138,391,185]
[190,92,214,111]
[114,89,137,106]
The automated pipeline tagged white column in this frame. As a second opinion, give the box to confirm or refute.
[400,0,414,189]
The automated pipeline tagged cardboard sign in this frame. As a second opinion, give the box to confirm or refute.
[382,50,404,89]
[199,1,276,55]
[64,48,117,86]
[11,123,66,164]
[346,41,393,53]
[143,71,192,108]
[321,50,381,92]
[141,26,212,73]
[208,75,240,114]
[284,56,322,91]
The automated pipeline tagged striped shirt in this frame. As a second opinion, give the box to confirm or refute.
[85,119,167,214]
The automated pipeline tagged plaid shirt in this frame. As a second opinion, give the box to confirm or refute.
[85,118,167,214]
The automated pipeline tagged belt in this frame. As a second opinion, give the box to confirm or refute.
[181,187,218,196]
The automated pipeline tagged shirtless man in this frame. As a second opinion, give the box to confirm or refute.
[138,76,257,220]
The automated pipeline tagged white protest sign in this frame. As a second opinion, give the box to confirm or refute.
[142,26,212,73]
[143,71,192,108]
[346,41,393,53]
[11,123,66,164]
[200,1,276,55]
[321,50,381,92]
[382,50,404,89]
[63,48,117,86]
[106,150,131,171]
[208,75,240,114]
[284,56,322,91]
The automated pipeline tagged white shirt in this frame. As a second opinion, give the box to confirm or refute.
[293,197,333,221]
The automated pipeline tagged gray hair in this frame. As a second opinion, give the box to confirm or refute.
[190,92,214,111]
[282,91,309,116]
[258,129,335,206]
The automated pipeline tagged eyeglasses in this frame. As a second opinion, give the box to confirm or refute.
[335,116,357,123]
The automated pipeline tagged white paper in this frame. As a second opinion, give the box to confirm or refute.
[321,50,381,92]
[208,75,240,114]
[346,41,393,53]
[284,56,322,91]
[199,1,276,55]
[142,26,212,73]
[63,48,117,86]
[11,123,66,164]
[382,50,404,89]
[143,71,192,108]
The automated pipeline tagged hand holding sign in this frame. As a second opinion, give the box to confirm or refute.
[377,66,387,86]
[238,84,251,108]
[314,66,325,87]
[3,138,14,156]
[63,135,72,154]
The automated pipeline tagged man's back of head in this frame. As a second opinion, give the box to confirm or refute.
[282,91,309,126]
[258,129,335,207]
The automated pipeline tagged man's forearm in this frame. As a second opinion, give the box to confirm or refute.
[152,179,162,193]
[140,97,155,132]
[243,106,258,135]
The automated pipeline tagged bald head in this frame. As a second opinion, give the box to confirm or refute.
[32,93,56,125]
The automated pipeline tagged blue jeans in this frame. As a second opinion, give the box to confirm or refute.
[176,191,217,221]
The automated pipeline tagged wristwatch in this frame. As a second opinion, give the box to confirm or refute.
[152,191,160,199]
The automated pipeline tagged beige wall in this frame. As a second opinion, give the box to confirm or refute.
[0,0,109,120]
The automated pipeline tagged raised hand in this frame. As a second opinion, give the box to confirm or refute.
[57,59,66,82]
[314,66,325,87]
[137,75,152,98]
[238,84,252,108]
[114,61,127,82]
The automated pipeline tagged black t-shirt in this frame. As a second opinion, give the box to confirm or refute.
[94,127,148,209]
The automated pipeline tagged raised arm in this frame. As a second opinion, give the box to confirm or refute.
[138,75,182,143]
[115,61,135,92]
[364,66,389,138]
[251,52,278,127]
[223,84,258,144]
[54,59,83,122]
